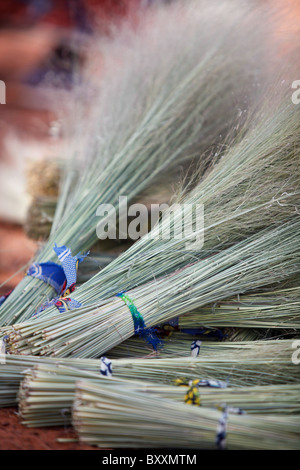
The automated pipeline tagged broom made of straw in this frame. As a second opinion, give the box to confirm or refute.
[4,219,299,358]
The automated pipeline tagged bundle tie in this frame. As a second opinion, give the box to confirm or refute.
[176,377,230,408]
[53,244,89,294]
[175,377,228,389]
[216,404,245,450]
[0,290,12,308]
[153,317,179,337]
[216,407,228,450]
[54,297,82,313]
[100,356,112,377]
[27,261,66,295]
[184,379,202,406]
[191,340,202,357]
[29,244,88,316]
[116,292,162,350]
[197,378,228,388]
[181,327,226,339]
[0,335,9,356]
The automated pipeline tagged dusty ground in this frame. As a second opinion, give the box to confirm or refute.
[0,407,98,450]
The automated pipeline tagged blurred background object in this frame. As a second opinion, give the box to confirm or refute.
[0,0,141,293]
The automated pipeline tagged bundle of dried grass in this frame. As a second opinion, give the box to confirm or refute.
[4,219,299,358]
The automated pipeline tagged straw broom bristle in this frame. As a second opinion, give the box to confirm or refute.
[32,86,300,323]
[178,286,300,330]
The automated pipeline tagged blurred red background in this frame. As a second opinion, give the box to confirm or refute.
[0,0,141,295]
